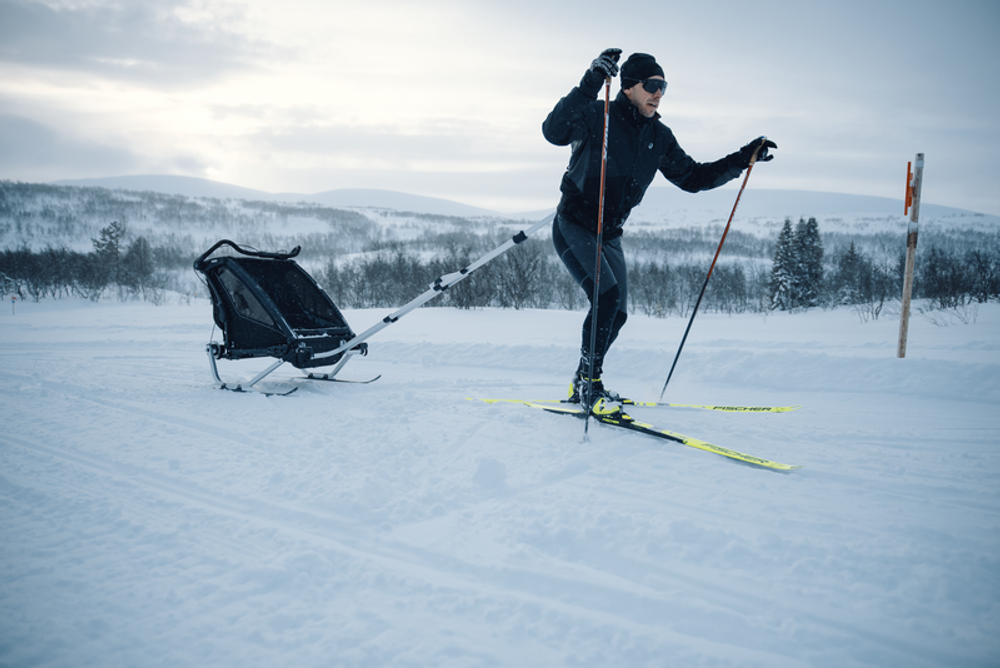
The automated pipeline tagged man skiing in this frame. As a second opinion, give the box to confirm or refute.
[543,48,776,412]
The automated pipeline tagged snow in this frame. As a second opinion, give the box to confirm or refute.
[2,296,999,667]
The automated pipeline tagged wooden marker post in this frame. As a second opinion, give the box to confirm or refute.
[897,153,924,358]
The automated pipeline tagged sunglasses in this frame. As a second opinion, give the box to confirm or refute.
[626,78,668,94]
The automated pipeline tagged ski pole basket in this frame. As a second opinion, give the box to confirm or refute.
[193,239,366,390]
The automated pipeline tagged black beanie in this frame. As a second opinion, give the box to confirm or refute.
[620,53,664,88]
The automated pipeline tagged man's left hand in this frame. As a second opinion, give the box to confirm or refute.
[740,137,777,166]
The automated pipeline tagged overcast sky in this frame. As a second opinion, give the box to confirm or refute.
[1,0,998,215]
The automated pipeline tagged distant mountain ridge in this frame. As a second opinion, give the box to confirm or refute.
[51,175,502,218]
[49,174,993,224]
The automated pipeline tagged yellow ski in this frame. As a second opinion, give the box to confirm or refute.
[470,398,801,471]
[477,398,800,413]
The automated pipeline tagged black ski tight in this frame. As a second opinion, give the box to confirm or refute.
[551,214,628,373]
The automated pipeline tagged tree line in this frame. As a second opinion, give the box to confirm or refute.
[2,217,999,317]
[315,219,999,317]
[766,217,1000,318]
[0,221,170,302]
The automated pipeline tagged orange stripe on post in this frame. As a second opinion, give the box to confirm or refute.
[904,161,913,215]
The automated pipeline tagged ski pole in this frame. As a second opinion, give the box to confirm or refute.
[583,76,612,436]
[658,141,766,400]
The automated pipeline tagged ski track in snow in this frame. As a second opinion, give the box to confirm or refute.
[1,299,999,667]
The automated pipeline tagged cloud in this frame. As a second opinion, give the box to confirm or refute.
[204,116,566,210]
[249,120,543,166]
[0,112,138,173]
[0,0,273,86]
[0,111,208,180]
[0,0,997,215]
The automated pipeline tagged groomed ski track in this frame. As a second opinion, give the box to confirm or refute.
[2,300,998,668]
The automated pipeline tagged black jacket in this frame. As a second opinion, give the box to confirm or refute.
[543,73,745,238]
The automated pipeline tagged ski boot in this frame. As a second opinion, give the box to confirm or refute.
[568,363,624,415]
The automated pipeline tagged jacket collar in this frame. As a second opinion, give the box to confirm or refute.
[614,90,660,126]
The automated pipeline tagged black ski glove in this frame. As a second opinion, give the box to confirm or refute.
[580,48,622,96]
[737,137,777,167]
[590,48,622,80]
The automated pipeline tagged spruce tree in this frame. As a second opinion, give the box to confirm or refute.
[122,236,155,293]
[92,220,127,262]
[90,220,128,289]
[769,218,796,310]
[834,241,865,304]
[793,217,824,308]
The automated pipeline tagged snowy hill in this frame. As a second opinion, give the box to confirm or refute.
[634,185,984,220]
[51,175,502,218]
[46,174,1000,245]
[629,186,999,237]
[1,297,998,667]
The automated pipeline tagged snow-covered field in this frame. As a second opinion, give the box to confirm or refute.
[2,296,998,667]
